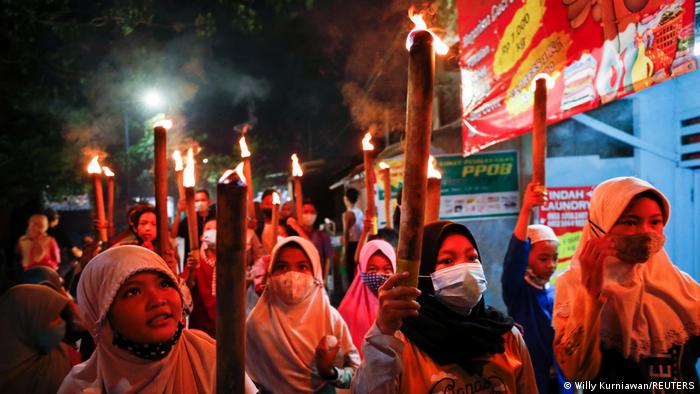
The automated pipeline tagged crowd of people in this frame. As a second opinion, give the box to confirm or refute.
[1,177,698,393]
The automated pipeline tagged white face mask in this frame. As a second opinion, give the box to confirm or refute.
[430,262,487,316]
[269,271,316,305]
[302,213,317,227]
[194,201,207,212]
[201,229,216,251]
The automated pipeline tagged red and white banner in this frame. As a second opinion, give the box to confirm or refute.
[458,0,697,155]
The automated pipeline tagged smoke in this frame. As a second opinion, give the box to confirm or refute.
[311,0,421,135]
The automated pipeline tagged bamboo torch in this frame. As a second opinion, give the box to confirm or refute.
[183,148,200,272]
[170,150,185,239]
[425,156,442,223]
[87,156,108,243]
[153,119,172,259]
[216,164,248,394]
[532,74,551,188]
[378,162,392,229]
[291,154,304,222]
[362,132,378,235]
[271,191,280,246]
[531,74,552,222]
[396,9,448,287]
[102,166,115,239]
[239,136,256,224]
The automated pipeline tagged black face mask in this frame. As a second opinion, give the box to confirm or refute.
[262,208,272,220]
[113,321,184,360]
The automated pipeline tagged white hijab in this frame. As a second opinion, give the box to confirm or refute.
[59,245,217,394]
[246,236,358,393]
[555,177,700,360]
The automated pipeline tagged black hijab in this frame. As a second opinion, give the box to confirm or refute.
[400,221,514,374]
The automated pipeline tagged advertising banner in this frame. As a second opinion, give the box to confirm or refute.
[457,0,697,155]
[376,151,520,225]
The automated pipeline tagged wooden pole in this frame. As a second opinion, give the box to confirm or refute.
[532,77,547,187]
[243,157,254,213]
[396,30,434,287]
[106,175,115,239]
[185,186,200,262]
[363,150,377,235]
[271,197,279,247]
[92,174,108,243]
[294,177,303,223]
[153,125,170,258]
[381,167,392,229]
[216,170,247,394]
[170,169,185,239]
[425,177,441,223]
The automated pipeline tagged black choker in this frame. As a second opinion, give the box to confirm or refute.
[113,321,184,360]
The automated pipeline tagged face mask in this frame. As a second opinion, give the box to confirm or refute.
[113,321,184,360]
[194,201,206,212]
[612,232,665,264]
[201,229,216,251]
[360,272,390,296]
[302,213,317,227]
[35,321,66,353]
[430,262,487,316]
[270,271,317,305]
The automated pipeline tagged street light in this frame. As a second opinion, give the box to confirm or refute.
[143,89,164,109]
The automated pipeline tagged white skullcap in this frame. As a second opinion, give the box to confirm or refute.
[527,224,559,245]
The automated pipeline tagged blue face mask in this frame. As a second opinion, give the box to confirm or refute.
[360,272,390,296]
[35,321,66,353]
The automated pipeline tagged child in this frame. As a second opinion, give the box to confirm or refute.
[59,245,256,393]
[501,181,570,393]
[553,177,700,384]
[338,240,396,358]
[353,221,537,393]
[246,236,359,393]
[0,284,73,393]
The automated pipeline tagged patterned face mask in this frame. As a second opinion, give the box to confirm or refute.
[113,321,184,360]
[360,272,391,296]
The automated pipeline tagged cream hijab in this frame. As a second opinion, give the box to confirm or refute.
[554,177,700,360]
[246,236,358,393]
[58,245,217,394]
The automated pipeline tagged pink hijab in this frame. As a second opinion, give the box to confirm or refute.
[58,245,217,394]
[337,240,396,358]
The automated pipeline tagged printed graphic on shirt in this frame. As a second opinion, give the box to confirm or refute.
[429,372,507,393]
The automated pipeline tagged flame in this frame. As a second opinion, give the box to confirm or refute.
[530,73,555,92]
[218,162,248,184]
[154,119,173,130]
[272,191,280,205]
[406,7,449,55]
[427,156,442,179]
[172,150,183,171]
[291,154,303,177]
[183,148,195,187]
[239,136,251,158]
[102,166,115,177]
[378,161,390,170]
[87,156,102,174]
[362,132,374,151]
[234,162,246,184]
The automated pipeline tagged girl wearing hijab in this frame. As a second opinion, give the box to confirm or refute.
[59,245,257,393]
[353,221,537,393]
[553,177,700,385]
[338,239,396,358]
[183,219,218,338]
[0,284,73,393]
[246,236,360,393]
